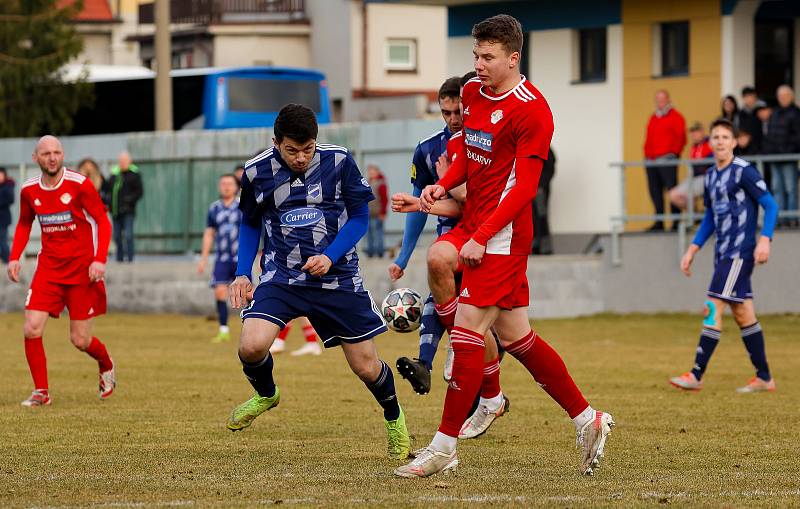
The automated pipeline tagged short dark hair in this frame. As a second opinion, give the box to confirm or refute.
[741,86,757,96]
[460,71,478,87]
[274,104,318,144]
[0,167,6,177]
[220,173,237,181]
[438,77,461,101]
[233,164,244,172]
[471,14,523,54]
[710,118,736,135]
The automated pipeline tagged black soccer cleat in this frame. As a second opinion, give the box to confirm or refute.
[396,357,432,395]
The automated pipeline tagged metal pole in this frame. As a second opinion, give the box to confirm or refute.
[155,0,173,131]
[185,159,194,254]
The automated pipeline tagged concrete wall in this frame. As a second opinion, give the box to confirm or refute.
[210,25,312,67]
[4,231,798,318]
[78,31,113,65]
[529,26,624,233]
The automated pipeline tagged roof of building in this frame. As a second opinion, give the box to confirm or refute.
[57,0,114,22]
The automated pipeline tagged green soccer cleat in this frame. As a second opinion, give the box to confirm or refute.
[226,387,280,431]
[385,406,412,460]
[211,331,231,343]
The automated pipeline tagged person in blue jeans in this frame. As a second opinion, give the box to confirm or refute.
[764,85,800,227]
[366,164,387,257]
[104,151,143,262]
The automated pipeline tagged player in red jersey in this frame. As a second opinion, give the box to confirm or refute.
[7,136,115,407]
[395,15,614,478]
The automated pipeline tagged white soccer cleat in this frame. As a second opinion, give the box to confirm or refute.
[669,371,703,391]
[290,342,322,356]
[443,342,454,382]
[576,410,615,476]
[99,359,116,399]
[458,395,510,439]
[269,339,286,354]
[393,446,459,478]
[736,376,776,393]
[21,389,51,407]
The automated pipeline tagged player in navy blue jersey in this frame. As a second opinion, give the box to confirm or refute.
[670,118,779,393]
[198,174,241,343]
[389,76,463,394]
[226,104,411,460]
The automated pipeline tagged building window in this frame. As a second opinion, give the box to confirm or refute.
[385,38,417,72]
[578,28,607,82]
[660,21,689,76]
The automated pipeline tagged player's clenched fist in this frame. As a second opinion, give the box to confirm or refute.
[754,236,771,265]
[459,238,486,267]
[391,193,421,213]
[302,254,333,278]
[88,262,106,282]
[420,184,446,212]
[229,275,253,309]
[7,260,21,283]
[388,263,404,281]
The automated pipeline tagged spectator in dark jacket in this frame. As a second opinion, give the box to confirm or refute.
[738,86,764,153]
[644,89,687,231]
[721,95,739,128]
[532,147,555,255]
[105,151,143,262]
[0,167,14,264]
[764,85,800,226]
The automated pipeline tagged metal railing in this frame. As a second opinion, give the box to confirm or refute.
[608,153,800,266]
[138,0,306,25]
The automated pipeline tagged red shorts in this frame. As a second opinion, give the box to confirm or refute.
[26,277,107,320]
[437,227,529,310]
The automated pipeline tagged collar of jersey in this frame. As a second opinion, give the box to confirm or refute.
[38,167,67,191]
[479,75,528,102]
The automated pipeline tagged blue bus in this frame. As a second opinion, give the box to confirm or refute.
[66,65,331,134]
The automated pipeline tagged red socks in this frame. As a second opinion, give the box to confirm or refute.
[437,326,485,437]
[481,356,501,399]
[24,337,48,391]
[85,337,113,372]
[302,324,318,343]
[434,295,458,328]
[506,330,589,418]
[277,324,292,340]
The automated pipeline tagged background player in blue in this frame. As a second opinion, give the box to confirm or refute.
[389,76,465,394]
[198,174,241,343]
[226,104,411,460]
[670,118,779,393]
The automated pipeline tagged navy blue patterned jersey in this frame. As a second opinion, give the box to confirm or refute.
[206,199,241,263]
[704,157,770,261]
[240,144,374,291]
[410,127,459,235]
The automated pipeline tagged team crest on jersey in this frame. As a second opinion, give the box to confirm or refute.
[34,199,41,207]
[361,177,370,188]
[307,183,322,201]
[463,106,470,116]
[491,110,503,124]
[60,193,72,205]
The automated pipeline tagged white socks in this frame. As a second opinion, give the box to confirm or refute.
[219,325,230,333]
[479,392,504,412]
[430,431,457,454]
[572,405,595,430]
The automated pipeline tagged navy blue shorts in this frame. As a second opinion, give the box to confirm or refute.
[211,260,237,287]
[708,257,754,303]
[241,283,387,348]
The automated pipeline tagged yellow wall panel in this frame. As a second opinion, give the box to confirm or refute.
[622,0,721,230]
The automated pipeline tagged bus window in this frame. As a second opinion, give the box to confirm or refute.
[228,78,322,113]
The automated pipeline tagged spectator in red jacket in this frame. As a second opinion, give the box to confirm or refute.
[669,122,713,212]
[644,89,687,231]
[366,164,388,257]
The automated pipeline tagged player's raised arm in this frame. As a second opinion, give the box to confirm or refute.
[79,179,112,281]
[7,191,35,282]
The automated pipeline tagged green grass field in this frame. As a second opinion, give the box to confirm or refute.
[1,312,798,508]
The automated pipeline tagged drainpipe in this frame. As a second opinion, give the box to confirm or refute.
[362,0,368,95]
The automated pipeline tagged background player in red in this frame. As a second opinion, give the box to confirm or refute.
[7,135,115,407]
[396,15,614,478]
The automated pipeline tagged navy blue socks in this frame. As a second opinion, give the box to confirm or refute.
[691,327,721,381]
[366,361,401,421]
[241,354,276,398]
[740,322,770,381]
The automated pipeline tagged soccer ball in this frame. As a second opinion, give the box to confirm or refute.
[381,288,423,333]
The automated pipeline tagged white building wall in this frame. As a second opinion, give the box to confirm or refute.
[528,26,623,233]
[721,0,758,97]
[211,29,311,68]
[306,0,352,112]
[447,36,473,77]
